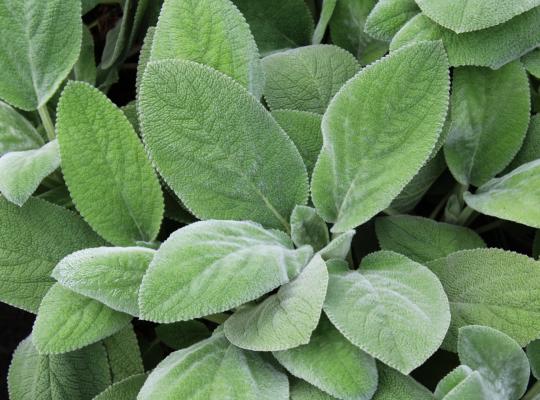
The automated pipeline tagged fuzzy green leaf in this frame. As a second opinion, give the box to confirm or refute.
[290,205,329,252]
[318,230,355,260]
[313,0,337,45]
[527,340,540,379]
[224,255,328,351]
[57,81,163,246]
[135,27,155,96]
[0,101,43,156]
[464,160,540,228]
[93,373,148,400]
[138,331,289,400]
[0,0,82,110]
[139,59,308,230]
[390,10,540,69]
[523,49,540,78]
[151,0,264,97]
[274,315,378,400]
[372,364,435,400]
[311,41,449,233]
[74,26,97,85]
[375,215,486,263]
[435,367,488,400]
[324,251,450,374]
[156,321,211,350]
[509,114,540,170]
[444,62,530,186]
[365,0,419,41]
[139,220,313,322]
[33,284,132,354]
[8,336,110,400]
[427,248,540,350]
[102,324,144,383]
[290,379,338,400]
[262,45,359,114]
[0,140,60,206]
[0,197,104,312]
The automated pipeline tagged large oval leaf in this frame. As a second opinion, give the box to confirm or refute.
[372,364,435,400]
[324,251,450,374]
[311,41,449,233]
[57,81,163,246]
[0,101,43,156]
[138,60,308,230]
[138,331,289,400]
[0,0,82,110]
[139,220,313,322]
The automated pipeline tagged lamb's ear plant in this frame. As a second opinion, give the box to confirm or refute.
[1,0,540,399]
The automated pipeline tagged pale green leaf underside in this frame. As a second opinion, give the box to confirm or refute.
[435,368,488,400]
[0,140,60,206]
[324,251,450,374]
[151,0,264,98]
[375,215,486,263]
[33,284,132,354]
[57,81,163,246]
[0,101,43,156]
[290,205,329,252]
[93,373,148,400]
[365,0,419,41]
[139,60,308,230]
[391,10,540,69]
[224,255,328,351]
[444,62,530,186]
[427,248,540,350]
[139,220,313,322]
[317,230,355,261]
[138,331,289,400]
[8,336,110,400]
[52,246,154,316]
[434,365,474,400]
[102,323,144,383]
[0,0,82,110]
[0,196,104,313]
[274,315,378,400]
[262,45,359,114]
[311,41,449,233]
[415,0,540,33]
[464,160,540,228]
[372,364,435,400]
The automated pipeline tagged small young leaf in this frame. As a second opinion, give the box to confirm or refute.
[57,81,164,246]
[458,325,530,400]
[372,364,435,400]
[8,336,111,400]
[33,284,132,354]
[139,60,308,230]
[233,0,314,56]
[0,197,104,312]
[290,379,339,400]
[262,45,359,114]
[73,26,97,85]
[224,255,328,351]
[0,0,82,110]
[0,101,44,156]
[435,367,488,400]
[93,373,148,400]
[52,247,154,316]
[444,62,530,186]
[102,324,144,383]
[138,331,289,400]
[464,160,540,228]
[365,0,419,41]
[0,140,60,206]
[156,321,211,350]
[527,340,540,379]
[318,230,355,260]
[427,248,540,349]
[375,215,486,263]
[139,220,313,322]
[290,205,329,252]
[312,0,337,45]
[311,41,449,233]
[273,315,378,400]
[434,365,474,399]
[391,10,540,69]
[151,0,264,97]
[324,251,450,374]
[523,49,540,79]
[415,0,540,33]
[509,114,540,170]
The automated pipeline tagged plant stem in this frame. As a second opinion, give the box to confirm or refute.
[38,105,55,141]
[523,381,540,400]
[429,193,451,220]
[456,206,475,226]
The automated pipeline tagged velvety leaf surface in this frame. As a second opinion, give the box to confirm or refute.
[523,49,540,78]
[0,196,104,312]
[290,379,338,400]
[390,10,540,69]
[508,114,540,169]
[33,284,132,354]
[444,62,530,186]
[0,140,60,206]
[102,324,144,383]
[137,331,289,400]
[290,205,329,252]
[8,336,110,400]
[313,0,337,45]
[233,0,314,56]
[324,251,450,374]
[414,0,540,33]
[57,81,163,246]
[317,230,355,260]
[434,365,475,399]
[365,0,419,41]
[375,215,486,263]
[139,60,308,230]
[139,220,313,322]
[93,373,148,400]
[0,0,82,110]
[273,315,378,400]
[74,26,97,85]
[435,369,488,400]
[151,0,264,97]
[262,45,359,114]
[372,364,435,400]
[0,101,43,156]
[311,41,449,233]
[156,321,211,350]
[224,255,328,351]
[527,339,540,379]
[427,249,540,349]
[464,160,540,228]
